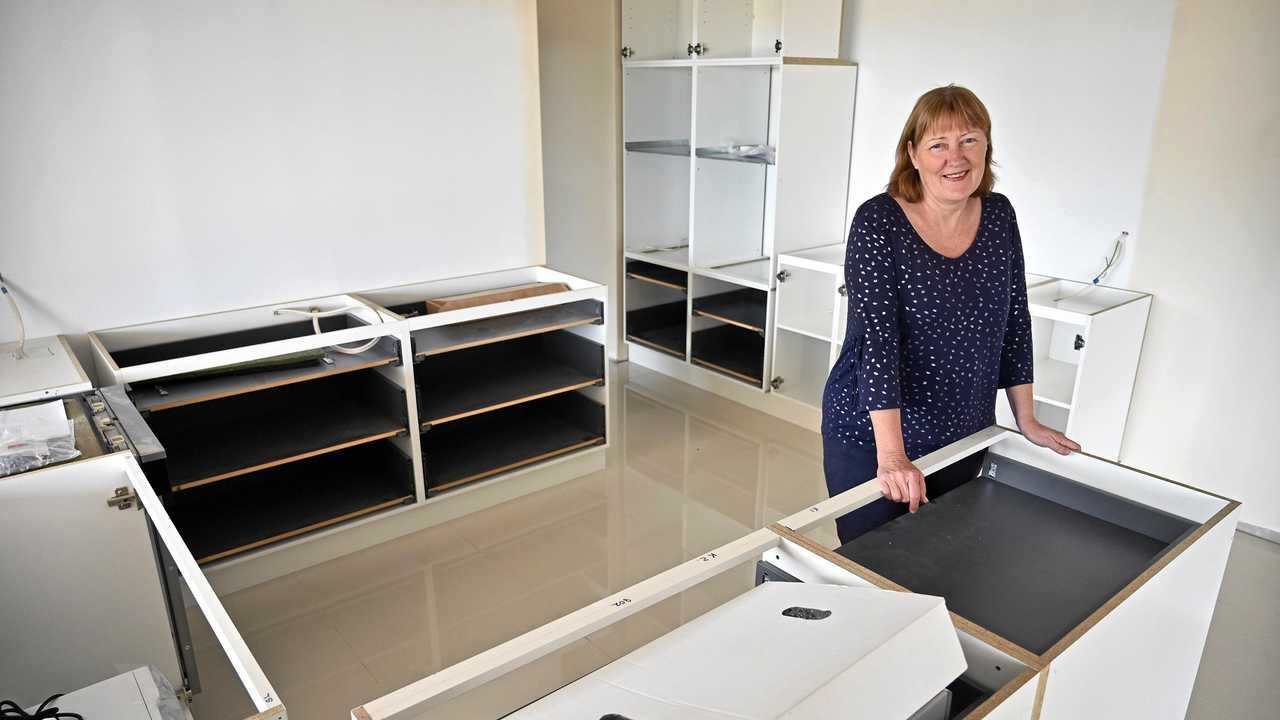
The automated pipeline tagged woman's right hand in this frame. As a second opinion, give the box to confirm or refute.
[877,451,928,513]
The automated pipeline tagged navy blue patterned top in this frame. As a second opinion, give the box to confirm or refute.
[821,192,1034,458]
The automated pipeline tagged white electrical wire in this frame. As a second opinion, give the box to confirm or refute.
[273,305,381,355]
[0,274,25,359]
[1092,231,1128,285]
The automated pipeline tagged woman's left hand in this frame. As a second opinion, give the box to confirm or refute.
[1020,419,1081,455]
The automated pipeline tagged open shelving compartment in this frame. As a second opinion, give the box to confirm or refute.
[690,273,769,387]
[995,277,1152,461]
[89,294,417,565]
[626,258,689,359]
[354,266,609,497]
[690,63,775,285]
[624,64,692,271]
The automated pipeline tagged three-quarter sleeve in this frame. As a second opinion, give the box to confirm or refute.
[846,210,902,410]
[998,203,1035,388]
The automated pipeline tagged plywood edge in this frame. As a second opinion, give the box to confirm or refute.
[244,703,286,720]
[350,706,373,720]
[690,356,761,386]
[429,438,604,493]
[417,317,598,357]
[948,613,1043,668]
[782,56,857,66]
[962,668,1042,720]
[626,272,687,292]
[87,331,120,373]
[626,334,685,359]
[423,379,602,426]
[172,429,407,491]
[1037,500,1240,664]
[147,355,398,412]
[767,523,908,592]
[691,308,764,333]
[197,495,412,564]
[1030,664,1050,720]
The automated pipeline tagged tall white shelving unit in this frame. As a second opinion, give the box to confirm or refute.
[621,0,857,429]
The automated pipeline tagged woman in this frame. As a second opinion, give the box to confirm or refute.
[822,85,1079,544]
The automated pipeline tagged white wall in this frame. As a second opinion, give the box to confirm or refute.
[840,0,1177,284]
[538,0,624,360]
[0,0,545,341]
[1122,0,1280,534]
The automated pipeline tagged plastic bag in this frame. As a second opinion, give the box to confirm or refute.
[0,401,80,477]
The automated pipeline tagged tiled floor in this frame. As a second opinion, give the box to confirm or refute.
[186,363,1278,719]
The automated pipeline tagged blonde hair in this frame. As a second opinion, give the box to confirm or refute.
[888,85,995,202]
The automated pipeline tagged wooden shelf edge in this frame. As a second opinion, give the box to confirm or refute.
[171,428,408,492]
[626,334,686,359]
[692,308,764,334]
[196,495,413,565]
[429,437,605,494]
[141,355,400,413]
[421,378,603,427]
[416,317,598,358]
[691,356,762,386]
[626,272,687,292]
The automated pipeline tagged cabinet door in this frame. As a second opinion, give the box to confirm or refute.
[780,0,843,57]
[697,0,783,58]
[0,455,181,707]
[770,262,838,406]
[623,0,694,60]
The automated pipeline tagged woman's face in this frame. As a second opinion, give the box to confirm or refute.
[908,125,987,204]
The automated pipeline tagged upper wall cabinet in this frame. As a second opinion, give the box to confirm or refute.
[622,0,843,61]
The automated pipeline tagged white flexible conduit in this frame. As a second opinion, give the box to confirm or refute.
[273,305,381,355]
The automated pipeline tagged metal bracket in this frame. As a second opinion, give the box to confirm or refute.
[107,486,141,511]
[621,46,634,59]
[770,376,784,390]
[688,42,695,57]
[837,284,847,297]
[1074,334,1086,351]
[774,39,783,54]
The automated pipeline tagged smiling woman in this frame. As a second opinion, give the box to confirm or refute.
[820,85,1080,544]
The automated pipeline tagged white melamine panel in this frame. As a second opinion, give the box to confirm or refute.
[774,65,858,254]
[0,455,180,709]
[694,66,773,148]
[771,328,832,407]
[623,0,694,60]
[1067,296,1151,461]
[698,0,782,58]
[693,159,768,267]
[779,0,843,57]
[1027,280,1147,317]
[980,672,1039,720]
[775,264,837,339]
[625,67,693,142]
[1038,507,1238,719]
[0,335,93,407]
[627,153,693,253]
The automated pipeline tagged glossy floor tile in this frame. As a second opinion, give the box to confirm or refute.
[184,363,1277,719]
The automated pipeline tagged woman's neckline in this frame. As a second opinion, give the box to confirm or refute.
[889,194,985,261]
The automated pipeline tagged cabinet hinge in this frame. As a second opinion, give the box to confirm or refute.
[776,269,791,283]
[108,486,141,511]
[621,46,634,59]
[775,39,782,54]
[770,376,784,390]
[837,284,847,296]
[1074,334,1086,351]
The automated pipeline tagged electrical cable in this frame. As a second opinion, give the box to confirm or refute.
[273,305,381,355]
[0,273,26,359]
[1092,231,1127,285]
[0,694,84,720]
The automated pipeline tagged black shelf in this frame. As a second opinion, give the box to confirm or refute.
[626,259,688,291]
[148,371,407,490]
[418,330,604,426]
[130,338,400,413]
[626,301,687,358]
[166,440,415,564]
[110,314,363,368]
[691,325,764,385]
[423,392,605,493]
[411,300,602,357]
[836,452,1196,655]
[692,289,766,333]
